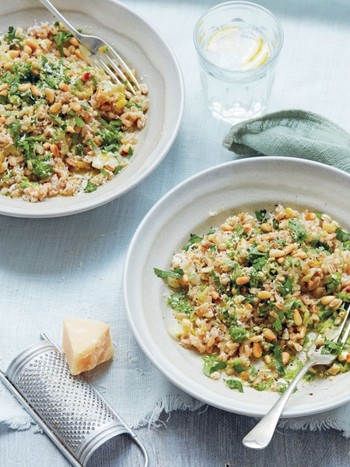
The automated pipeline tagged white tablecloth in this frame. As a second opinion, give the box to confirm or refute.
[1,0,350,465]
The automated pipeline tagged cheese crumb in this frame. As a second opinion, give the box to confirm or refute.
[62,316,114,375]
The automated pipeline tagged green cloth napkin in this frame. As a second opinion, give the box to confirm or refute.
[223,109,350,174]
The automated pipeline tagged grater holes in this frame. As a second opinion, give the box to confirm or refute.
[14,348,117,454]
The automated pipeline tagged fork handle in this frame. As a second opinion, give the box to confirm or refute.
[39,0,81,38]
[242,358,315,449]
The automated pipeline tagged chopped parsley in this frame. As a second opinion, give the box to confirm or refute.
[273,313,283,332]
[272,342,285,376]
[335,227,350,243]
[154,268,184,280]
[232,359,246,373]
[288,219,307,242]
[225,379,244,392]
[229,325,248,343]
[84,181,97,193]
[53,29,73,56]
[277,277,293,297]
[325,273,342,294]
[182,233,203,251]
[255,209,267,222]
[202,356,227,376]
[321,341,343,356]
[168,292,194,316]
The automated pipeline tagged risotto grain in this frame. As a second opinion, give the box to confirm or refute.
[155,205,350,392]
[0,23,148,202]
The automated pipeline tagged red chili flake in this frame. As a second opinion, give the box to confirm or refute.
[82,72,91,82]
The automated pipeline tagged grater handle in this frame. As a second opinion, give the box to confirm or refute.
[0,366,83,467]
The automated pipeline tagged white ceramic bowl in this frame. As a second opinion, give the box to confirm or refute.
[0,0,183,218]
[124,157,350,418]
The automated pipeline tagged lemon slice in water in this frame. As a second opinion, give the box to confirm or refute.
[242,39,270,70]
[206,25,270,71]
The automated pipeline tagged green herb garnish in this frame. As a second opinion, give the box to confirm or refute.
[225,379,244,392]
[182,233,203,251]
[154,268,184,280]
[168,292,194,316]
[229,325,248,343]
[288,219,307,242]
[202,356,227,376]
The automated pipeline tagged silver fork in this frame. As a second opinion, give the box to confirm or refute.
[243,304,350,450]
[39,0,141,94]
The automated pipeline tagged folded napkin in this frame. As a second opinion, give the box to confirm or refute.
[223,109,350,173]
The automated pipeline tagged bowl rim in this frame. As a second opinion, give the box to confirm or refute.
[0,0,185,218]
[123,156,350,418]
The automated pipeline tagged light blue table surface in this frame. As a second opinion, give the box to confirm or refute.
[1,0,350,466]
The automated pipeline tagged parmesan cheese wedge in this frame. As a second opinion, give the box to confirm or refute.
[62,316,114,375]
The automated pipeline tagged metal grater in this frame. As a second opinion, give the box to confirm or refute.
[0,334,148,467]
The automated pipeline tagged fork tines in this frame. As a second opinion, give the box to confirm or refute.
[97,45,141,95]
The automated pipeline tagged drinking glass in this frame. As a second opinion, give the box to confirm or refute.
[193,1,284,124]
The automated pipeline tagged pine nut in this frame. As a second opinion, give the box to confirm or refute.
[8,50,20,59]
[75,48,84,60]
[299,325,307,338]
[264,355,271,364]
[329,298,342,310]
[24,38,38,50]
[293,309,303,326]
[50,144,59,158]
[69,101,81,113]
[244,344,252,357]
[69,37,80,47]
[305,212,316,220]
[320,295,335,305]
[18,83,31,92]
[31,85,41,97]
[59,82,70,92]
[220,223,234,231]
[263,328,277,341]
[284,243,296,255]
[293,250,307,259]
[269,249,285,258]
[23,45,33,55]
[282,352,290,365]
[45,88,55,104]
[250,335,263,343]
[261,223,272,232]
[236,276,250,286]
[211,291,219,301]
[253,342,262,358]
[258,291,271,300]
[49,102,62,114]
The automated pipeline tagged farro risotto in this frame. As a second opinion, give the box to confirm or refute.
[155,205,350,393]
[0,23,148,202]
